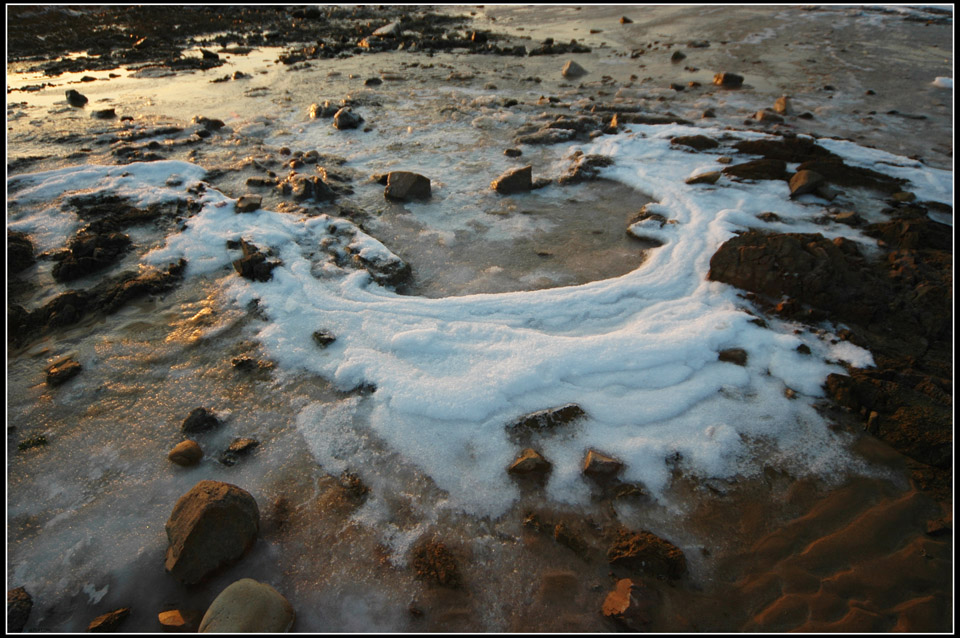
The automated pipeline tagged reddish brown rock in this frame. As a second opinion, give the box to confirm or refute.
[411,538,462,588]
[8,586,33,632]
[773,95,791,114]
[508,448,552,475]
[158,609,203,633]
[602,578,658,630]
[164,480,260,584]
[582,449,623,479]
[608,530,687,579]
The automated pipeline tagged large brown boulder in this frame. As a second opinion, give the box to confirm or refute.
[164,481,260,584]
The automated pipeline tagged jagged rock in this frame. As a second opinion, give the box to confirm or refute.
[712,72,744,88]
[276,172,336,202]
[51,221,132,282]
[670,135,719,150]
[66,89,88,106]
[198,579,294,633]
[232,239,279,282]
[164,481,260,584]
[788,170,824,198]
[582,449,623,479]
[510,404,585,432]
[718,348,748,366]
[181,407,222,434]
[45,356,82,386]
[7,587,33,632]
[158,609,203,633]
[384,171,431,201]
[8,230,36,274]
[235,194,262,213]
[332,107,361,130]
[168,440,203,467]
[602,578,657,630]
[411,538,462,588]
[620,16,633,24]
[199,48,220,61]
[608,530,687,579]
[88,607,131,632]
[561,60,588,78]
[491,165,532,194]
[508,448,552,475]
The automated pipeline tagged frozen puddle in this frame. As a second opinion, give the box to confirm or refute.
[374,179,655,297]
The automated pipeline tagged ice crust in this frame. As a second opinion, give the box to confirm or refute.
[12,127,952,517]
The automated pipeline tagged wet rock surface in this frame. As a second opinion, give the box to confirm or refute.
[411,538,463,589]
[164,480,260,585]
[88,607,131,632]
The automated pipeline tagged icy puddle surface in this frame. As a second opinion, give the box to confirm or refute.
[6,13,953,630]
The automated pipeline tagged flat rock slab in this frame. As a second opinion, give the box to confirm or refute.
[164,480,260,584]
[199,579,294,633]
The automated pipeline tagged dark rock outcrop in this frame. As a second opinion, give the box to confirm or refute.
[8,230,36,274]
[88,607,131,632]
[181,407,222,434]
[7,587,33,632]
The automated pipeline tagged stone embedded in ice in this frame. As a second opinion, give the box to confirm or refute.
[164,481,260,585]
[199,579,294,633]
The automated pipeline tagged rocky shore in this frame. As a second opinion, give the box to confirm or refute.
[7,5,953,633]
